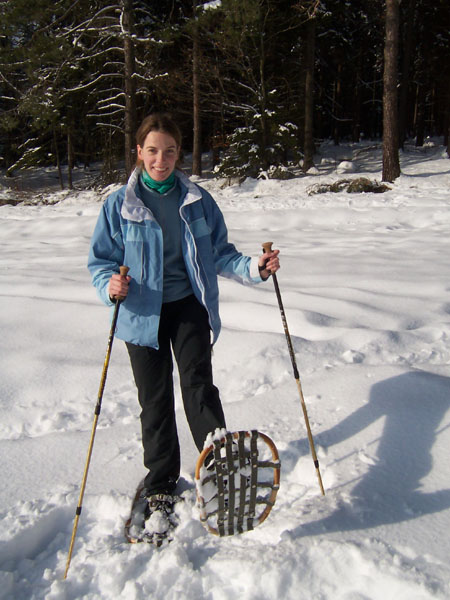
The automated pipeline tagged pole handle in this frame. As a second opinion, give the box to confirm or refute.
[113,265,130,302]
[261,242,274,276]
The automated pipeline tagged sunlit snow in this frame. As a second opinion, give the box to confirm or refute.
[1,140,449,599]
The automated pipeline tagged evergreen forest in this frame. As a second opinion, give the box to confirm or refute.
[1,0,449,186]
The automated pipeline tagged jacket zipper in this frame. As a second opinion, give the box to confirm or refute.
[180,207,213,330]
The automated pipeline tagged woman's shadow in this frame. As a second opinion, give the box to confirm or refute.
[289,370,450,537]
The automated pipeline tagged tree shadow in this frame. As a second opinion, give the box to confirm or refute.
[290,370,450,537]
[401,170,450,178]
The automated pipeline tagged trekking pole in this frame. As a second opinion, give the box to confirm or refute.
[262,242,325,496]
[63,266,129,580]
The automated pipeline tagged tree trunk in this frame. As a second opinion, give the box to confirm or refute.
[447,123,450,158]
[192,0,202,176]
[297,40,306,151]
[67,128,74,190]
[352,59,362,143]
[414,83,425,147]
[333,62,342,146]
[122,0,137,178]
[398,0,416,148]
[382,0,401,183]
[53,129,64,190]
[446,78,450,157]
[259,29,269,170]
[303,17,316,172]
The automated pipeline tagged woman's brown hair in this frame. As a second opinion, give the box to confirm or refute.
[135,113,182,168]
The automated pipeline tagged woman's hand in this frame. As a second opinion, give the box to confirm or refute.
[108,272,131,300]
[258,248,280,280]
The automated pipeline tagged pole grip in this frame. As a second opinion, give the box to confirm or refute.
[261,242,274,277]
[113,266,130,302]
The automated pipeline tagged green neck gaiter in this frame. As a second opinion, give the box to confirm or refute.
[141,169,176,194]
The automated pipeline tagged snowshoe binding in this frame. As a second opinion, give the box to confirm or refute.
[125,487,181,546]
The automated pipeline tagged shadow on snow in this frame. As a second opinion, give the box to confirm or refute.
[292,370,450,536]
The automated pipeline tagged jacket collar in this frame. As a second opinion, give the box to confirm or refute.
[176,169,203,207]
[121,168,202,222]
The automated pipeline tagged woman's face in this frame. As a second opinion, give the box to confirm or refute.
[137,130,180,181]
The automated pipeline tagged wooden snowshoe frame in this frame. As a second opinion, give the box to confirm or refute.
[195,430,281,537]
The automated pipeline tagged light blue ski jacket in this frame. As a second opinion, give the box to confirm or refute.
[88,168,263,347]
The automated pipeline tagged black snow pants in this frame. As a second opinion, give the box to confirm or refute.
[126,294,226,494]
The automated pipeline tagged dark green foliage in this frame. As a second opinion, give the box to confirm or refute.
[1,0,448,180]
[216,118,300,179]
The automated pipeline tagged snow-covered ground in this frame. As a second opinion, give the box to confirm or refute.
[1,141,449,599]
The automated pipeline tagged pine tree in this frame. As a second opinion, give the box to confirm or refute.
[301,6,318,172]
[2,0,448,180]
[192,0,203,176]
[382,0,401,182]
[210,0,304,179]
[0,0,80,181]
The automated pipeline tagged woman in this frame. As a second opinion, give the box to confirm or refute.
[88,113,280,532]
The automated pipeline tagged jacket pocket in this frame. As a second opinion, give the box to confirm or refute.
[189,217,211,240]
[120,223,148,285]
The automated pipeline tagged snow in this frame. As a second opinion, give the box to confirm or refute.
[336,160,356,174]
[1,140,449,599]
[202,0,222,10]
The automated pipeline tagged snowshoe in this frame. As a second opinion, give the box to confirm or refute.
[195,430,280,536]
